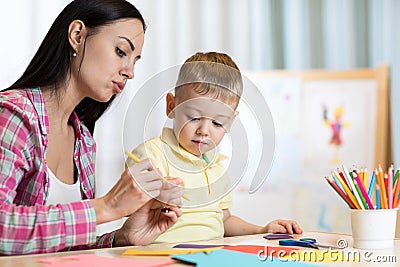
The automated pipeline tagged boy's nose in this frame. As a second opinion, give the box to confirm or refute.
[196,122,210,137]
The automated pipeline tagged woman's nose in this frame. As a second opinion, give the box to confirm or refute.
[122,63,134,79]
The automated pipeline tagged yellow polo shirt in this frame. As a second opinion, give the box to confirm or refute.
[129,127,232,243]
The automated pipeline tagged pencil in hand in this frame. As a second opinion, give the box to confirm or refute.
[126,151,141,163]
[125,151,190,201]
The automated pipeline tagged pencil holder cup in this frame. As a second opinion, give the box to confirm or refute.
[350,209,397,249]
[396,209,400,239]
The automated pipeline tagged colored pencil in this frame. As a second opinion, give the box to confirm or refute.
[376,185,381,209]
[393,170,400,208]
[352,176,368,209]
[325,176,356,209]
[353,172,374,209]
[357,168,364,189]
[126,151,141,163]
[333,170,349,191]
[367,170,376,199]
[377,165,388,209]
[326,164,400,210]
[388,171,393,209]
[332,173,345,193]
[342,164,364,210]
[394,168,399,186]
[363,168,368,190]
[384,172,389,192]
[332,170,361,209]
[337,169,350,189]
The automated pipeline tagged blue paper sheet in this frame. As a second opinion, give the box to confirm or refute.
[172,249,325,267]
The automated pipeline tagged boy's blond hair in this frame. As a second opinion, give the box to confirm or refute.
[175,52,243,108]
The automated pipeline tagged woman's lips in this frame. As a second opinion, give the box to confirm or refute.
[112,81,125,93]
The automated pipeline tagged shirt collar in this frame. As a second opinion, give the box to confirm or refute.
[27,87,88,138]
[160,127,228,164]
[26,87,49,135]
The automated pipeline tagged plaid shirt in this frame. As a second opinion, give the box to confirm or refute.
[0,88,114,255]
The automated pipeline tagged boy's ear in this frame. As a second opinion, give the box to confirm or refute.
[225,111,239,133]
[166,92,176,118]
[68,20,86,53]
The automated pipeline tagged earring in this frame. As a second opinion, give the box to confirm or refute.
[72,49,78,57]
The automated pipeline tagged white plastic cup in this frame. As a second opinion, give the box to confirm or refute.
[396,209,400,239]
[350,209,397,249]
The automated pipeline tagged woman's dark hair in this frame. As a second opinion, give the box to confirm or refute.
[7,0,146,133]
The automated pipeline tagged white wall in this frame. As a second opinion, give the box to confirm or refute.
[1,0,399,235]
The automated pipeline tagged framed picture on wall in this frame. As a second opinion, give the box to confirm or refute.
[300,66,391,181]
[232,66,391,233]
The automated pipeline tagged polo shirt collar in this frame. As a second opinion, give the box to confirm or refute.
[160,127,228,164]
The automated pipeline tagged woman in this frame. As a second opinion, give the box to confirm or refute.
[0,0,182,255]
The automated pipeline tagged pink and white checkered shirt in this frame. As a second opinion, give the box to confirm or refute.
[0,88,114,255]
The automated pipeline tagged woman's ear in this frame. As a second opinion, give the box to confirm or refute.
[166,92,176,118]
[68,20,86,55]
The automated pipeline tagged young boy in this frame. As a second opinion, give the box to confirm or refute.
[129,52,302,243]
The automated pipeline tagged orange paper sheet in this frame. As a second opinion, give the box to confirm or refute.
[38,253,173,267]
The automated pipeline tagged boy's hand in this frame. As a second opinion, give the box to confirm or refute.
[263,219,303,235]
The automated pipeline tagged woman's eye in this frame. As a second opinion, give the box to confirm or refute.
[116,47,127,57]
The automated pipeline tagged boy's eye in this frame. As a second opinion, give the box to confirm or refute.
[212,121,223,127]
[190,117,200,121]
[116,47,127,57]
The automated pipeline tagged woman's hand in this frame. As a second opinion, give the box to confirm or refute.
[91,159,163,224]
[263,219,303,235]
[113,199,182,246]
[156,176,184,208]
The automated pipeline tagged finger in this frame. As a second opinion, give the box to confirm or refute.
[167,188,184,203]
[132,171,163,187]
[150,200,164,210]
[158,188,183,206]
[162,186,183,196]
[272,224,288,234]
[160,181,183,194]
[291,221,303,234]
[162,210,178,223]
[155,168,164,178]
[164,197,182,207]
[139,179,163,193]
[156,196,181,207]
[145,189,161,199]
[278,220,296,235]
[163,206,182,218]
[161,180,182,192]
[127,158,157,174]
[286,220,302,234]
[170,206,182,217]
[164,177,183,186]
